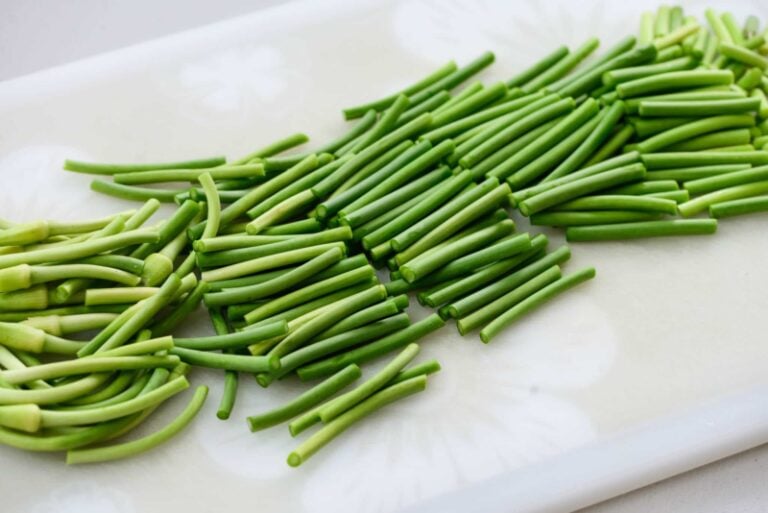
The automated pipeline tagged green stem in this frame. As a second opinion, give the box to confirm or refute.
[584,125,636,166]
[420,91,545,144]
[264,285,387,359]
[62,371,146,409]
[641,151,768,168]
[95,337,174,358]
[678,180,768,217]
[244,156,343,221]
[193,234,295,253]
[348,95,411,153]
[191,154,323,239]
[531,211,663,226]
[248,364,361,431]
[709,195,768,218]
[719,43,768,70]
[79,274,181,356]
[240,282,372,327]
[430,82,507,128]
[114,164,264,185]
[565,219,718,241]
[170,347,278,373]
[197,172,221,239]
[607,180,679,195]
[664,129,752,152]
[66,385,208,464]
[197,226,351,268]
[603,56,698,87]
[417,234,546,300]
[501,98,600,186]
[521,38,600,93]
[151,281,209,335]
[479,268,596,343]
[518,164,646,216]
[408,52,495,106]
[0,229,158,269]
[394,183,511,265]
[449,246,571,320]
[470,118,560,181]
[204,248,343,307]
[507,47,568,88]
[287,376,427,466]
[616,70,734,99]
[683,165,768,195]
[39,376,189,428]
[22,313,118,336]
[395,91,451,127]
[0,374,110,405]
[0,355,179,386]
[342,61,457,119]
[208,254,366,292]
[246,189,317,235]
[322,141,433,219]
[259,314,410,386]
[90,181,183,202]
[296,314,444,381]
[363,170,474,250]
[390,359,441,385]
[242,266,375,325]
[400,220,515,283]
[547,36,640,94]
[333,141,413,195]
[318,343,419,422]
[201,242,347,283]
[459,97,575,168]
[316,295,408,339]
[175,320,287,351]
[69,255,145,275]
[0,285,49,311]
[232,133,309,165]
[311,114,432,199]
[2,264,141,294]
[551,194,678,214]
[639,98,760,117]
[64,156,226,174]
[340,167,452,228]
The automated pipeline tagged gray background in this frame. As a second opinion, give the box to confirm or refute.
[1,1,766,511]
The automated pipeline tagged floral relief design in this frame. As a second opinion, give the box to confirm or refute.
[173,45,295,117]
[295,298,616,513]
[391,0,630,67]
[0,145,96,222]
[194,293,616,513]
[31,483,133,513]
[192,368,313,481]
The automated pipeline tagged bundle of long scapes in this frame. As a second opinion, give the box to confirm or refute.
[1,6,767,467]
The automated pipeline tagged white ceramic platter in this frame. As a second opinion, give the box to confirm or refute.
[1,1,767,512]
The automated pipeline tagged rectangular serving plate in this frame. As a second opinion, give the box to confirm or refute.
[1,1,767,512]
